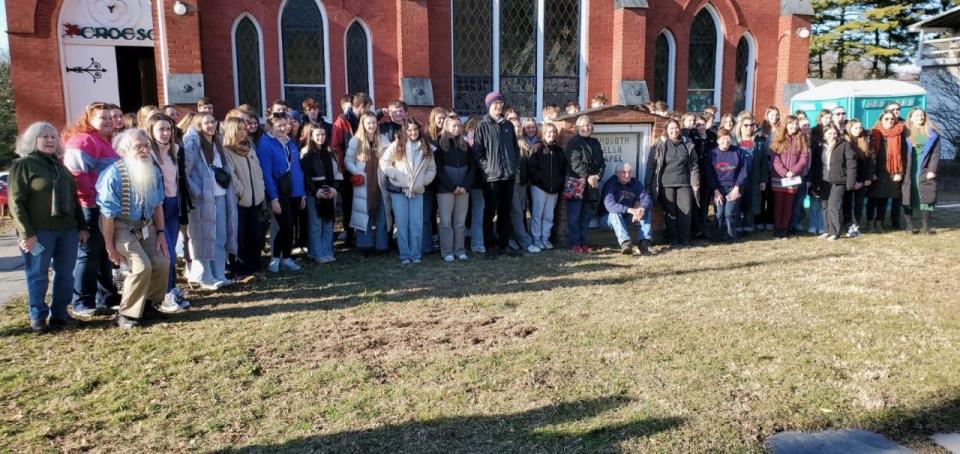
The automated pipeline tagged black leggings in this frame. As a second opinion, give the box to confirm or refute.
[272,197,296,258]
[866,197,889,224]
[660,186,693,245]
[842,188,867,227]
[236,204,264,274]
[482,180,514,249]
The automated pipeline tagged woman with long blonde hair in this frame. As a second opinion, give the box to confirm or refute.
[903,107,941,234]
[222,116,266,276]
[345,112,391,253]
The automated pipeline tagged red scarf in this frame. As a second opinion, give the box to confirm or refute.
[871,122,904,175]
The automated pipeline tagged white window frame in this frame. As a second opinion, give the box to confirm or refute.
[450,0,588,119]
[736,32,757,115]
[277,0,333,122]
[657,29,677,110]
[231,13,268,117]
[343,18,375,102]
[702,4,724,112]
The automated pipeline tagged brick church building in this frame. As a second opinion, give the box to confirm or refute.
[6,0,813,130]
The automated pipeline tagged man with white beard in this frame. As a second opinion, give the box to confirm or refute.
[96,129,169,328]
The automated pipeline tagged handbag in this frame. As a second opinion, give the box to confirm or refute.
[562,176,585,200]
[350,174,365,187]
[212,166,232,189]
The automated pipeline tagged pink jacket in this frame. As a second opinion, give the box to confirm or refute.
[62,132,118,208]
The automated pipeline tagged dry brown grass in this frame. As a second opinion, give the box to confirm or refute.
[1,206,958,452]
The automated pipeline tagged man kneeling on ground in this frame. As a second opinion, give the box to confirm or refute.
[602,162,653,256]
[97,129,171,329]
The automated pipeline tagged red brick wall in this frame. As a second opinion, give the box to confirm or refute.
[8,0,67,131]
[7,0,810,132]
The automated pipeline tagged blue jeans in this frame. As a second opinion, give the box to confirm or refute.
[566,199,594,246]
[391,193,424,261]
[807,196,824,233]
[715,187,741,241]
[355,197,389,251]
[72,207,119,311]
[22,229,79,322]
[162,196,179,291]
[470,188,485,249]
[306,195,335,260]
[605,212,645,245]
[791,180,807,231]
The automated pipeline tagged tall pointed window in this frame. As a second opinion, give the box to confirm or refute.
[233,16,264,116]
[345,21,371,97]
[280,0,328,117]
[654,31,676,109]
[686,7,721,112]
[733,35,755,115]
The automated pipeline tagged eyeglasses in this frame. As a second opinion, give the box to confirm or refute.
[132,143,150,151]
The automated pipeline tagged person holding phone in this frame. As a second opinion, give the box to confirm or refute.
[301,122,343,263]
[9,122,89,333]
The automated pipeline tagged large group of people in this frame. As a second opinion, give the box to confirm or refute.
[7,90,944,333]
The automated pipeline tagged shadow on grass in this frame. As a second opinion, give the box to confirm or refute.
[866,394,960,446]
[169,251,849,323]
[214,395,683,453]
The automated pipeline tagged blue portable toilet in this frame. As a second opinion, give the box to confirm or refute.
[790,80,926,128]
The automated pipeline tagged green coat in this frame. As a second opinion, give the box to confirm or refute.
[8,151,86,238]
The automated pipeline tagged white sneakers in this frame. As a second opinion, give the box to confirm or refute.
[268,257,301,272]
[281,258,301,271]
[526,244,542,253]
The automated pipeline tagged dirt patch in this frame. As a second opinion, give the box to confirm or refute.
[316,311,537,359]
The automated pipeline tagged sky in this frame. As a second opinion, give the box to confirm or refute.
[0,0,8,57]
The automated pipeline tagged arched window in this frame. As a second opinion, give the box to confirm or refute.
[452,0,493,116]
[732,34,755,115]
[280,0,329,118]
[345,20,372,97]
[686,6,722,113]
[233,16,265,117]
[452,0,583,118]
[653,30,676,110]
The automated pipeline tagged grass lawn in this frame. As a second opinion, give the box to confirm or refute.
[2,169,959,452]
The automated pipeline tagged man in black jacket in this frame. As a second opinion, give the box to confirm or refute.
[474,92,520,258]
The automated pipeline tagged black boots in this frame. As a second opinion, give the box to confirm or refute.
[921,211,934,235]
[905,216,917,234]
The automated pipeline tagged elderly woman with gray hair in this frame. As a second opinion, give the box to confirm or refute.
[8,122,89,334]
[565,115,606,253]
[183,113,239,290]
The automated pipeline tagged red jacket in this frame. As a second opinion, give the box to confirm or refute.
[331,115,353,169]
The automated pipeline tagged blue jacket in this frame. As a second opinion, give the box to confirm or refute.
[257,133,305,200]
[602,176,653,215]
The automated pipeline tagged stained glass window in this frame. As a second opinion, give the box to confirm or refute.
[345,21,370,96]
[500,0,537,116]
[453,0,493,116]
[654,33,670,106]
[732,36,750,115]
[543,0,581,110]
[281,0,327,116]
[452,0,581,118]
[686,9,718,113]
[234,17,263,117]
